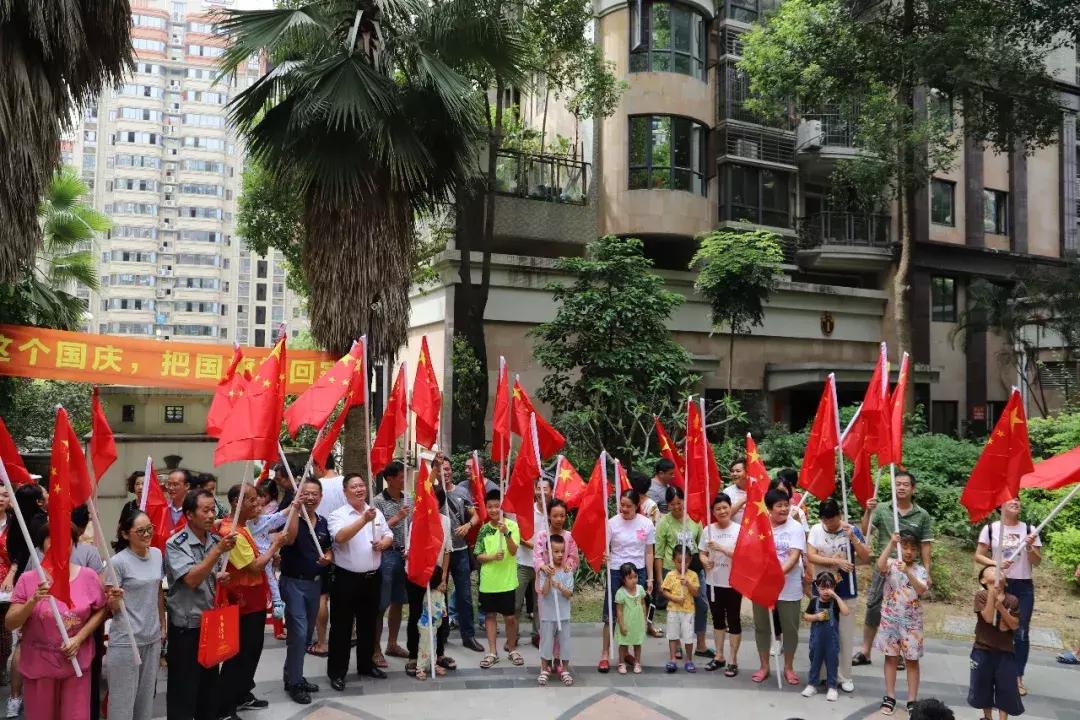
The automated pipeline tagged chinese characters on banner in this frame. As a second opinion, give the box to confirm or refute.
[0,324,334,394]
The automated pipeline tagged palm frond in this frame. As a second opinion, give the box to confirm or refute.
[48,249,99,291]
[215,5,334,77]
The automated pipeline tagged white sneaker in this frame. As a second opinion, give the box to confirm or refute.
[770,639,782,656]
[6,696,22,718]
[826,688,839,702]
[801,684,818,698]
[840,679,855,693]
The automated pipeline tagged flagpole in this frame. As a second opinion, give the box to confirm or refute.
[361,336,375,500]
[217,459,253,573]
[0,458,82,677]
[829,373,856,596]
[277,442,325,549]
[426,586,437,678]
[699,398,708,593]
[1004,482,1080,562]
[139,455,153,511]
[600,450,615,661]
[888,463,902,562]
[769,604,782,689]
[403,360,412,555]
[531,414,560,631]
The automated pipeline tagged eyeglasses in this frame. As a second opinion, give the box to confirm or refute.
[132,526,154,537]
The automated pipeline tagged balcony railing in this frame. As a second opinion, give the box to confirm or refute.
[798,211,891,249]
[494,149,589,205]
[799,108,860,149]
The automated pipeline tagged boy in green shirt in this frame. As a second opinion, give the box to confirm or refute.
[475,490,522,668]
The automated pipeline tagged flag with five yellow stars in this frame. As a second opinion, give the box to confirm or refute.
[206,345,247,438]
[510,378,565,459]
[653,416,685,489]
[46,406,92,607]
[285,340,365,437]
[728,434,785,609]
[553,455,586,510]
[410,336,442,449]
[960,388,1034,523]
[213,336,287,465]
[407,460,445,587]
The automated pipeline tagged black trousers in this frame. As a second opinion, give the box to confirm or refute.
[328,567,380,680]
[406,580,448,661]
[90,625,105,720]
[218,609,267,717]
[166,625,220,720]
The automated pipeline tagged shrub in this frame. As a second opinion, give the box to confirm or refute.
[1047,526,1080,581]
[1028,412,1080,459]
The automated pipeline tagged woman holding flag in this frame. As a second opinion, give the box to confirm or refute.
[599,489,655,673]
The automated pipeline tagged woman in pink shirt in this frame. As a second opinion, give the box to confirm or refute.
[5,521,118,720]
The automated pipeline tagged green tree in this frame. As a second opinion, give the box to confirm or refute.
[1,166,108,331]
[0,1,131,284]
[691,229,784,393]
[740,0,1075,405]
[237,160,308,298]
[5,380,93,451]
[532,236,696,461]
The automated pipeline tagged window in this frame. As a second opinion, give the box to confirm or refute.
[118,107,163,122]
[720,164,791,228]
[132,38,166,53]
[931,400,958,437]
[628,115,708,195]
[984,189,1008,235]
[931,178,955,226]
[255,306,266,324]
[254,329,266,347]
[164,405,185,423]
[183,136,226,151]
[121,404,136,423]
[182,113,225,128]
[181,159,226,173]
[929,89,954,132]
[187,44,224,58]
[180,230,224,243]
[931,276,956,322]
[179,206,224,220]
[132,13,167,29]
[630,1,707,81]
[187,20,216,34]
[256,260,267,278]
[256,284,267,301]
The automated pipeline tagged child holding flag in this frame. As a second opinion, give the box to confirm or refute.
[413,566,447,681]
[475,490,522,668]
[876,531,929,715]
[801,571,849,702]
[661,545,701,673]
[536,534,574,687]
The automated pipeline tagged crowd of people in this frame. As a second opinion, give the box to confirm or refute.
[0,451,1071,720]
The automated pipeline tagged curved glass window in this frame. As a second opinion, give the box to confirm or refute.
[630,1,707,81]
[629,115,708,195]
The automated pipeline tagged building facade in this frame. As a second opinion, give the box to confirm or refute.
[60,0,309,349]
[406,0,1080,442]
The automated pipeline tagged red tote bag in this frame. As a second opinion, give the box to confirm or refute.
[198,586,239,667]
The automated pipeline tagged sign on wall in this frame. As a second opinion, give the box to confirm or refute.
[0,324,333,394]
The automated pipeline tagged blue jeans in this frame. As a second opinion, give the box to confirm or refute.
[808,618,839,690]
[448,548,476,641]
[280,575,322,687]
[379,548,408,612]
[1006,578,1034,676]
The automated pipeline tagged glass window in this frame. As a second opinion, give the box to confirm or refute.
[931,276,956,322]
[164,405,185,424]
[121,405,135,423]
[931,400,958,437]
[929,89,954,131]
[984,189,1008,235]
[628,115,707,196]
[630,1,707,80]
[931,178,955,226]
[721,164,791,227]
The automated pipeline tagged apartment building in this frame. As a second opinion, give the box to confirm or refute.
[61,0,308,349]
[406,0,1080,441]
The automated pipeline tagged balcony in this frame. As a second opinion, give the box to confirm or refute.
[491,149,594,246]
[795,109,863,180]
[796,211,894,272]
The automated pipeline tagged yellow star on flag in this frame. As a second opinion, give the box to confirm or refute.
[748,449,760,464]
[753,498,768,517]
[1009,408,1024,430]
[559,467,573,481]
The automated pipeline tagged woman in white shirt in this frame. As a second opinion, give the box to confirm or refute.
[598,490,655,673]
[699,493,742,677]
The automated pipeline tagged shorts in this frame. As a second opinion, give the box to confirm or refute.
[603,566,647,624]
[968,648,1024,716]
[864,568,886,628]
[379,548,407,612]
[539,619,572,661]
[666,610,695,645]
[479,590,516,616]
[874,618,924,661]
[709,586,743,634]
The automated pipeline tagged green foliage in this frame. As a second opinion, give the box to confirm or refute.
[451,334,485,439]
[5,379,93,451]
[1027,412,1080,459]
[1021,487,1080,548]
[1047,527,1080,581]
[532,236,696,461]
[692,229,784,337]
[237,160,308,298]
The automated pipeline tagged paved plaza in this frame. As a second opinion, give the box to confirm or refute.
[148,623,1080,720]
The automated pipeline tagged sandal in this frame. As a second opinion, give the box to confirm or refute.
[385,644,409,659]
[784,669,800,685]
[751,669,769,683]
[414,667,427,681]
[1018,679,1028,697]
[852,651,871,667]
[405,661,417,677]
[879,695,896,715]
[633,663,642,674]
[434,665,447,677]
[597,658,610,673]
[665,661,677,673]
[372,653,389,669]
[1057,650,1080,665]
[508,650,525,666]
[481,653,499,669]
[705,659,727,672]
[618,663,628,675]
[905,701,916,714]
[647,625,665,638]
[538,670,549,686]
[724,664,739,678]
[437,656,457,671]
[306,644,328,658]
[561,670,574,686]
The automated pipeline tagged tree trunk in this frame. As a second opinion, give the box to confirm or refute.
[727,319,736,396]
[341,407,370,477]
[893,0,916,410]
[539,83,550,156]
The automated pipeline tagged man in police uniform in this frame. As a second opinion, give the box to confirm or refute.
[165,488,237,720]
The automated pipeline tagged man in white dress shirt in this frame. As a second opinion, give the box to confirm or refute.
[326,472,394,691]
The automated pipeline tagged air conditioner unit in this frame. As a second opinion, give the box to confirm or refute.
[796,119,823,152]
[734,138,760,159]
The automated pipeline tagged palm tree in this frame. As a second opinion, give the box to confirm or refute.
[0,1,131,284]
[0,166,108,330]
[216,0,526,359]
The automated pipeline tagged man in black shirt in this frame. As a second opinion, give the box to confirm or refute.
[280,477,333,704]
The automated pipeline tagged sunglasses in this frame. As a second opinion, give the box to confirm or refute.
[132,526,154,537]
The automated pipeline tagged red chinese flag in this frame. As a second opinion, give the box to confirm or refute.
[285,341,364,436]
[406,461,445,586]
[504,414,541,541]
[960,389,1034,523]
[410,337,441,449]
[573,456,610,572]
[554,455,586,510]
[882,353,910,466]
[683,400,712,524]
[653,416,685,489]
[615,460,632,495]
[468,452,488,524]
[728,434,785,609]
[511,379,565,459]
[214,337,287,465]
[310,349,367,468]
[46,407,89,607]
[491,357,511,462]
[841,407,878,508]
[141,462,176,552]
[90,387,116,482]
[841,342,891,463]
[206,346,246,438]
[799,375,839,500]
[371,365,407,474]
[0,417,33,487]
